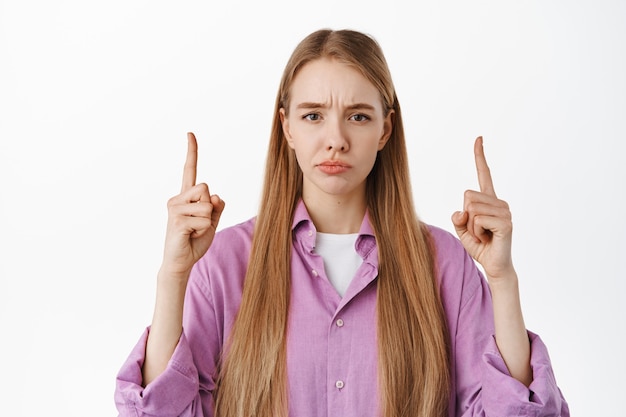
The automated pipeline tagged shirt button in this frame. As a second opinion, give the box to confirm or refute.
[311,269,318,277]
[335,380,344,389]
[336,319,344,327]
[308,230,313,236]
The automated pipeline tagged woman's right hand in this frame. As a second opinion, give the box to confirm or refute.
[143,133,225,386]
[161,132,225,278]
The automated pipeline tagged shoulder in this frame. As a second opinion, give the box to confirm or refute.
[425,224,468,264]
[186,218,257,339]
[209,216,256,253]
[192,216,256,287]
[424,223,485,307]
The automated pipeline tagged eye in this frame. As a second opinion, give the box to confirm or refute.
[350,113,371,122]
[303,113,321,121]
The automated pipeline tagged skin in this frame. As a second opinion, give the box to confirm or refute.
[141,58,532,388]
[451,136,532,386]
[279,58,393,234]
[142,132,225,386]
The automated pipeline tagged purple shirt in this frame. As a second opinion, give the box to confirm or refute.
[115,202,569,416]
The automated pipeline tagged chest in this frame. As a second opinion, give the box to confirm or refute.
[285,249,380,416]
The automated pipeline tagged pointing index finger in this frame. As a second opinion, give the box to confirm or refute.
[181,132,198,192]
[474,136,497,197]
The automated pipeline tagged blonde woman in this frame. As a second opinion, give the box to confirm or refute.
[115,29,569,417]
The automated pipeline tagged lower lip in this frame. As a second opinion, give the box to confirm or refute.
[318,165,349,174]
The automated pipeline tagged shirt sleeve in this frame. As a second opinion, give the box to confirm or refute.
[113,222,251,417]
[114,328,208,417]
[453,252,570,417]
[113,264,220,417]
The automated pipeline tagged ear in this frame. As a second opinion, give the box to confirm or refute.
[279,108,295,149]
[378,109,394,150]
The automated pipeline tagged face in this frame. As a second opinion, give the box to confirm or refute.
[280,58,393,204]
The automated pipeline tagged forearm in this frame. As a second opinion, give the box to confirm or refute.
[489,270,532,387]
[142,268,189,386]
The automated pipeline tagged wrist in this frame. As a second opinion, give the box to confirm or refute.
[486,268,519,294]
[157,264,193,284]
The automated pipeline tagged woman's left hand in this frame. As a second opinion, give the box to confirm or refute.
[451,136,515,281]
[453,137,533,386]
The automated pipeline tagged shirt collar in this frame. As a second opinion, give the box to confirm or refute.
[291,199,375,237]
[291,199,377,262]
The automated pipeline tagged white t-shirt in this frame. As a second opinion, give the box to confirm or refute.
[315,232,363,297]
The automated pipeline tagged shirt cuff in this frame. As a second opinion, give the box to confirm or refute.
[114,327,200,416]
[481,331,568,416]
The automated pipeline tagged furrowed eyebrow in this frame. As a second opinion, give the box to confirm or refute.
[346,103,376,111]
[294,102,377,111]
[295,102,326,110]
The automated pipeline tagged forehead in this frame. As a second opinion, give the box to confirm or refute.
[289,58,382,107]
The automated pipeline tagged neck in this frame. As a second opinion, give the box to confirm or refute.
[302,191,366,234]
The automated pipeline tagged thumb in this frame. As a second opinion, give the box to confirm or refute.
[451,210,468,238]
[210,195,226,228]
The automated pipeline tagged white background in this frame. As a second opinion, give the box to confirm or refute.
[1,1,624,415]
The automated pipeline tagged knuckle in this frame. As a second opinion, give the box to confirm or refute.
[464,189,475,200]
[167,195,179,208]
[170,215,185,229]
[196,183,209,193]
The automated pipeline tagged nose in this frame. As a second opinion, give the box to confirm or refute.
[325,119,349,152]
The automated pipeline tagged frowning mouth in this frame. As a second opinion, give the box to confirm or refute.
[317,160,351,174]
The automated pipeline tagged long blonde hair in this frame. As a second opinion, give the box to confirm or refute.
[215,29,450,417]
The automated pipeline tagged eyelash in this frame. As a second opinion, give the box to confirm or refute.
[302,113,371,122]
[303,113,321,121]
[350,114,370,122]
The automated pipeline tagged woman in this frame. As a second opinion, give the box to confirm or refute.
[115,29,569,416]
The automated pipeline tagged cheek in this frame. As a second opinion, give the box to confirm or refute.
[290,126,322,152]
[290,121,319,140]
[290,140,315,165]
[360,132,385,154]
[360,138,384,169]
